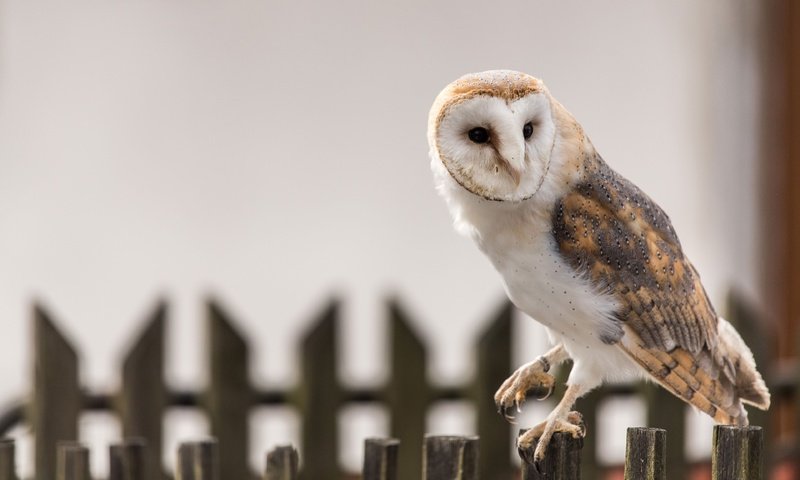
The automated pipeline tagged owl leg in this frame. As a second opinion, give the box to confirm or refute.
[517,383,587,469]
[494,344,569,422]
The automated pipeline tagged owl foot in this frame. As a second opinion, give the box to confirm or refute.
[517,411,585,471]
[494,358,556,422]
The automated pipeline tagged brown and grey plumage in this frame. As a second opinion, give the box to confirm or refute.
[428,70,769,465]
[553,151,770,424]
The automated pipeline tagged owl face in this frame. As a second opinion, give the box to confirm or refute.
[429,71,557,202]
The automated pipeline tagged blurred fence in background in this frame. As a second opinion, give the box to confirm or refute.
[0,292,783,479]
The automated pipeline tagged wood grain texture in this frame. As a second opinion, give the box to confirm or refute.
[423,436,478,480]
[519,430,581,480]
[0,439,17,480]
[176,440,219,480]
[624,427,666,480]
[711,426,762,480]
[109,439,147,480]
[56,443,90,480]
[363,438,399,480]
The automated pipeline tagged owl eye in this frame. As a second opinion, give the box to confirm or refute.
[523,122,533,139]
[467,127,490,144]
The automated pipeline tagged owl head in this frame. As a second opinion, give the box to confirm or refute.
[428,70,570,203]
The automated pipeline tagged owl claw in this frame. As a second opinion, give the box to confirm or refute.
[494,360,556,422]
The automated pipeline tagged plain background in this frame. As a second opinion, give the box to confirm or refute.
[0,0,765,475]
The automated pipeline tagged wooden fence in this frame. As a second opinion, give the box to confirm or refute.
[0,293,783,479]
[0,427,764,480]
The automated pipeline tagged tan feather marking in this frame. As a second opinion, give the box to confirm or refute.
[619,327,742,424]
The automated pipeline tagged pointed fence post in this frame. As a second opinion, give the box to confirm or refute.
[264,446,298,480]
[32,304,81,480]
[118,303,166,480]
[207,300,252,480]
[519,430,582,480]
[109,439,147,480]
[474,301,514,480]
[387,301,429,480]
[624,427,666,480]
[711,425,763,480]
[56,443,91,480]
[423,436,478,480]
[298,300,341,480]
[176,440,219,480]
[363,438,399,480]
[0,439,17,480]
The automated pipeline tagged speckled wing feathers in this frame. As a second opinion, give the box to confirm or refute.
[552,153,766,422]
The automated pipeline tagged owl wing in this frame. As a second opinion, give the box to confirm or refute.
[552,155,746,423]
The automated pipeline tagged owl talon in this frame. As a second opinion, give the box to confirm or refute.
[494,360,556,422]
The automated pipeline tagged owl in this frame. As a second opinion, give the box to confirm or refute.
[427,70,770,466]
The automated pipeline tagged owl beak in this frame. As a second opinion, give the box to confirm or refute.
[500,159,522,187]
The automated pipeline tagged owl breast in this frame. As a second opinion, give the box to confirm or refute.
[469,200,642,383]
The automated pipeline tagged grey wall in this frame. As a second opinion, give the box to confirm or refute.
[0,0,765,475]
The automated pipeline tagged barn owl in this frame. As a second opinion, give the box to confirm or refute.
[427,70,770,466]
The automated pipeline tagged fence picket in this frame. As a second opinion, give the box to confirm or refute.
[176,440,219,480]
[264,446,298,480]
[711,425,763,480]
[207,300,252,480]
[56,443,91,480]
[119,303,166,480]
[363,438,399,480]
[644,384,685,478]
[624,427,666,480]
[423,436,478,480]
[474,301,514,480]
[109,439,147,480]
[298,300,341,480]
[0,439,16,480]
[519,430,581,480]
[387,301,428,480]
[33,304,81,480]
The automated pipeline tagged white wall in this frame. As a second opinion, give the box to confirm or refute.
[0,0,764,474]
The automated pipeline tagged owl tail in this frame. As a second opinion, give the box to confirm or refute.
[715,316,770,411]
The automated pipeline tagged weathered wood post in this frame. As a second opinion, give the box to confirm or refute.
[644,383,685,478]
[0,439,17,480]
[32,304,81,480]
[474,301,514,480]
[207,300,252,480]
[422,436,478,480]
[711,425,763,480]
[264,446,298,480]
[118,303,166,480]
[176,440,219,480]
[56,443,91,480]
[363,438,399,480]
[387,300,429,480]
[109,439,147,480]
[298,300,341,480]
[624,427,666,480]
[519,430,582,480]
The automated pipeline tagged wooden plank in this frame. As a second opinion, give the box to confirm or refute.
[644,383,685,478]
[32,304,81,480]
[264,446,298,480]
[207,300,252,480]
[362,438,399,480]
[624,427,666,480]
[298,300,341,480]
[118,302,166,480]
[109,439,147,480]
[387,300,428,480]
[474,301,513,480]
[56,443,91,480]
[422,436,478,480]
[0,438,17,480]
[176,440,219,480]
[519,430,581,480]
[711,426,762,480]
